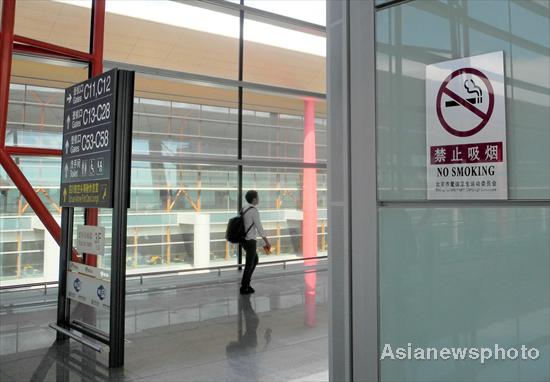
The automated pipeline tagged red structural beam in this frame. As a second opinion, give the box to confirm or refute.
[302,98,318,259]
[302,98,318,328]
[6,146,63,156]
[84,0,106,267]
[13,43,90,63]
[90,0,106,76]
[0,0,93,262]
[14,35,93,62]
[14,43,72,62]
[0,150,79,259]
[0,150,61,240]
[0,0,65,248]
[0,1,16,149]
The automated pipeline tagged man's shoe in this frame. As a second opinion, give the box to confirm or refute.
[240,286,254,294]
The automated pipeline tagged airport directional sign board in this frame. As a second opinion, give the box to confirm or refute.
[60,69,117,208]
[55,69,134,368]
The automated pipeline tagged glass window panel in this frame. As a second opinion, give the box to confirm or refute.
[14,0,92,52]
[376,0,550,200]
[510,1,550,48]
[14,157,61,195]
[0,172,48,282]
[133,74,238,159]
[244,0,326,26]
[242,167,327,263]
[8,56,88,150]
[243,91,326,162]
[104,1,239,79]
[3,77,241,279]
[115,163,238,270]
[379,206,550,382]
[243,18,326,93]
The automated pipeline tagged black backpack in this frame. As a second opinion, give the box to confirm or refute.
[225,207,254,244]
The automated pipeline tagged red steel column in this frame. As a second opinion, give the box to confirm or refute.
[0,0,16,148]
[84,0,106,266]
[90,0,105,77]
[302,98,318,260]
[0,0,81,260]
[0,0,68,252]
[303,98,318,327]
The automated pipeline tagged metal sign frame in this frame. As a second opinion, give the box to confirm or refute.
[54,69,134,369]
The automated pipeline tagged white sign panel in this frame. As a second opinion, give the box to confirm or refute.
[76,225,105,256]
[67,269,110,312]
[426,51,507,200]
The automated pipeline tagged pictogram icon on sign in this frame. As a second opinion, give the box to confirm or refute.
[436,67,494,137]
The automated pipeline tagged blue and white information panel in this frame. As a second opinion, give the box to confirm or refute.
[67,262,111,312]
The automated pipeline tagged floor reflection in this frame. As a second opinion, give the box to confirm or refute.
[226,295,273,381]
[1,267,328,382]
[28,341,130,382]
[304,266,317,328]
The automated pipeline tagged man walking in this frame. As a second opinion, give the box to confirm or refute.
[240,190,271,294]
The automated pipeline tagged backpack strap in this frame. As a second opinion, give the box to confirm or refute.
[240,206,254,216]
[241,206,255,236]
[245,222,255,235]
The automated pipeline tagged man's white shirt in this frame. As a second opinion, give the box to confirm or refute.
[242,204,265,241]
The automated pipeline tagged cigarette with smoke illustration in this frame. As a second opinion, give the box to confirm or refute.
[445,78,483,107]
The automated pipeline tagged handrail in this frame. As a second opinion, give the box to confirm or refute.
[0,256,327,292]
[0,280,58,291]
[130,255,327,283]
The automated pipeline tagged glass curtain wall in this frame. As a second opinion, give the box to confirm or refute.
[375,1,549,381]
[0,0,327,284]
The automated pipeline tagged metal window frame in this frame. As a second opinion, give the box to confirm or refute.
[185,0,326,37]
[328,1,379,381]
[105,60,326,100]
[375,0,414,11]
[237,0,245,266]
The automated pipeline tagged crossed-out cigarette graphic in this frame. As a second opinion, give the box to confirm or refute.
[445,78,483,107]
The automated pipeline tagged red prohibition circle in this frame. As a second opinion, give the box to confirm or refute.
[436,67,494,137]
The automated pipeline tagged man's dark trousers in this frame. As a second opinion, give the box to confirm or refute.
[241,239,258,288]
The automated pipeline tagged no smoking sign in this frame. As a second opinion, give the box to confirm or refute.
[426,51,508,200]
[436,67,494,137]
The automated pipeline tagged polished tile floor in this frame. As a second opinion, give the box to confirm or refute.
[0,263,328,381]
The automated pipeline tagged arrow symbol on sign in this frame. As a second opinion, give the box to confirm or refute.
[63,188,67,202]
[66,115,71,130]
[64,163,69,179]
[65,140,69,154]
[66,92,72,104]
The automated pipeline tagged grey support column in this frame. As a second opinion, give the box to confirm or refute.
[327,1,352,381]
[328,1,378,381]
[349,1,379,381]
